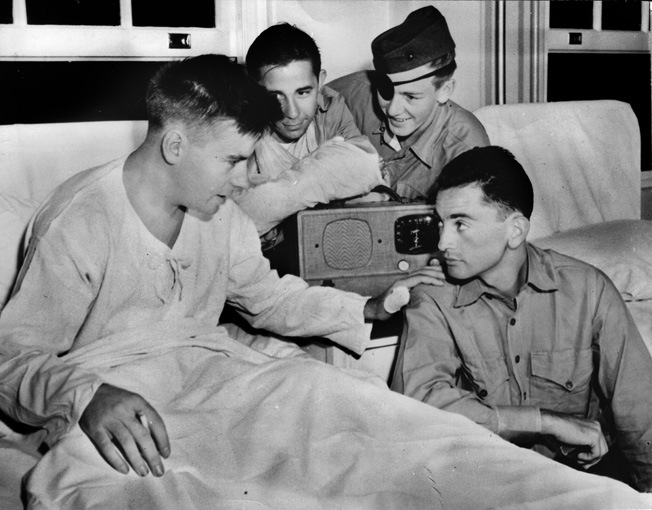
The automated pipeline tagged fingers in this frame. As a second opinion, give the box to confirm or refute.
[140,408,171,460]
[575,432,609,469]
[395,266,445,289]
[87,427,130,475]
[542,410,608,469]
[113,419,153,477]
[80,384,170,477]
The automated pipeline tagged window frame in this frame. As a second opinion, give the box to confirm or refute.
[0,0,240,59]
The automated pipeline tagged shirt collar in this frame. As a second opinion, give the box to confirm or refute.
[453,243,559,308]
[317,86,334,113]
[375,101,453,165]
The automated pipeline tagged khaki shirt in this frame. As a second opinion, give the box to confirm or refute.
[392,243,652,490]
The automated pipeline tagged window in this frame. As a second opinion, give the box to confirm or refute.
[0,0,236,58]
[26,0,121,26]
[0,0,238,124]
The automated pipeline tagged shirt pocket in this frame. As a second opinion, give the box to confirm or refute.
[530,348,594,413]
[462,355,511,405]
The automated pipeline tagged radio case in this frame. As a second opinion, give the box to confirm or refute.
[291,201,439,296]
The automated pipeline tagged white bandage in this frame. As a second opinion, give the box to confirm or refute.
[383,286,410,314]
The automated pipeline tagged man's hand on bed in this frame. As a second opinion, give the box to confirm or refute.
[364,258,445,321]
[80,383,170,477]
[540,409,608,469]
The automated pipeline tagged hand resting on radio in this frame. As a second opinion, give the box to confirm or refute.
[364,258,444,321]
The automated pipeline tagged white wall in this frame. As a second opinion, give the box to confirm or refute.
[243,0,490,111]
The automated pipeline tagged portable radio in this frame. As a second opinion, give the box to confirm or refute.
[291,201,440,295]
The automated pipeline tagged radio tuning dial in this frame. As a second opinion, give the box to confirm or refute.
[397,260,410,272]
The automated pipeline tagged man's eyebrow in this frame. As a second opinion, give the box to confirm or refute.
[398,89,424,97]
[448,212,472,220]
[296,85,314,93]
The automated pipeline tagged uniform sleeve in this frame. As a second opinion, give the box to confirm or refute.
[0,209,105,445]
[326,72,381,146]
[443,107,491,162]
[391,286,541,437]
[318,87,364,141]
[593,273,652,492]
[225,206,371,355]
[317,89,380,163]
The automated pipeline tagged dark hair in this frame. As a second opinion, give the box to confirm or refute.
[431,146,534,219]
[430,52,457,89]
[146,54,282,137]
[246,23,321,81]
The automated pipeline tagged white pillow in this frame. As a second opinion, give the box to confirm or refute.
[0,194,40,309]
[533,220,652,302]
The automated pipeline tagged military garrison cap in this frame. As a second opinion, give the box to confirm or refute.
[372,6,455,75]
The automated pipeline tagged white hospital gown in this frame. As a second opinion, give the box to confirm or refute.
[0,157,369,445]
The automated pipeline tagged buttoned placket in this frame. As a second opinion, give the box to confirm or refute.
[503,296,529,405]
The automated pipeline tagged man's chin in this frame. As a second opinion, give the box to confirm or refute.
[273,127,306,143]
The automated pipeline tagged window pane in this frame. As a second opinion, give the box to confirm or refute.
[132,0,215,28]
[0,61,165,124]
[0,0,12,24]
[549,1,593,29]
[26,0,120,26]
[602,1,641,31]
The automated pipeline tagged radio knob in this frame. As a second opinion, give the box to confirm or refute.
[397,260,410,272]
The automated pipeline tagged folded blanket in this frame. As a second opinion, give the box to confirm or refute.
[233,136,383,235]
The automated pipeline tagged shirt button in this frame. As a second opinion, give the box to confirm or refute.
[515,355,520,364]
[565,380,574,390]
[478,389,488,398]
[509,318,516,326]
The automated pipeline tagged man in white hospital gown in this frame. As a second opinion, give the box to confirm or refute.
[0,54,651,510]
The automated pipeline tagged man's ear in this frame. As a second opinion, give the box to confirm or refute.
[161,129,184,165]
[507,214,530,249]
[318,69,327,90]
[436,78,455,104]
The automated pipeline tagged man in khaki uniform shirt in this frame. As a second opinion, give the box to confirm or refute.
[392,146,652,492]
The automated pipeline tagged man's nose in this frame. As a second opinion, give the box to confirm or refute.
[438,224,453,252]
[385,95,403,117]
[230,160,251,190]
[283,97,299,119]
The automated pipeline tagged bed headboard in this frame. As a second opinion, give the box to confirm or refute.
[0,120,148,308]
[474,100,641,240]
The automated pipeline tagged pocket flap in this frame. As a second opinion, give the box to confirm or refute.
[530,349,593,390]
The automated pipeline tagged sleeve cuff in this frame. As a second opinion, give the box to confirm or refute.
[325,293,371,356]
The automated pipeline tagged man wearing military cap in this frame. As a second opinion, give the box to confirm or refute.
[329,5,489,200]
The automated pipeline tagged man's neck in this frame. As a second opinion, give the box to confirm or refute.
[123,145,185,249]
[480,246,529,301]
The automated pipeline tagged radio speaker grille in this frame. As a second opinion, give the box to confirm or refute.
[322,219,372,269]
